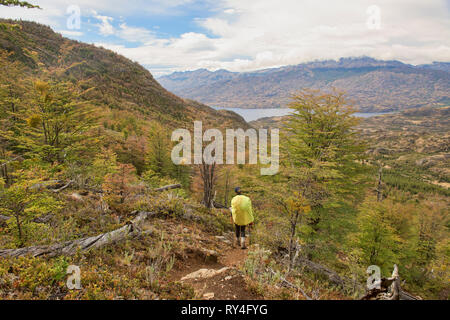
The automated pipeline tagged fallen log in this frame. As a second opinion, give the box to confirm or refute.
[154,184,182,192]
[52,180,74,193]
[268,268,313,300]
[30,180,64,191]
[0,156,23,168]
[296,257,350,288]
[85,183,182,195]
[0,211,156,258]
[32,214,53,224]
[213,201,228,209]
[0,214,53,225]
[277,242,366,293]
[399,290,421,300]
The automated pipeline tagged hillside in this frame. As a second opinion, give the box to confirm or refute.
[362,106,450,192]
[251,106,450,195]
[159,57,450,112]
[0,19,448,302]
[0,19,248,130]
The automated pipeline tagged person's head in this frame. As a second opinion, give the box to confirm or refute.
[234,187,242,195]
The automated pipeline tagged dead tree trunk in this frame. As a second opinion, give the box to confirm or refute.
[52,180,74,193]
[199,162,216,209]
[0,211,155,258]
[288,211,300,266]
[376,166,383,202]
[295,257,352,288]
[224,169,230,207]
[268,268,312,300]
[0,155,22,186]
[154,184,182,192]
[361,265,420,300]
[1,161,8,185]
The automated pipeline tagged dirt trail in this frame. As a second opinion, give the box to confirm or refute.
[173,233,260,300]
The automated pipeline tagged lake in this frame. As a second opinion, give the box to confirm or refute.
[213,107,393,122]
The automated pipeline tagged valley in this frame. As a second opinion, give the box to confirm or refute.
[0,17,448,302]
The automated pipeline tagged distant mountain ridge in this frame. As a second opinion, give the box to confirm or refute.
[159,57,450,112]
[418,62,450,73]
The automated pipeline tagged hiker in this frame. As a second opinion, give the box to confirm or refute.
[230,187,254,249]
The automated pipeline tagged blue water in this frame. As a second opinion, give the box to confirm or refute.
[213,107,392,122]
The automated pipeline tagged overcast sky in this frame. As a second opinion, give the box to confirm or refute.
[1,0,449,76]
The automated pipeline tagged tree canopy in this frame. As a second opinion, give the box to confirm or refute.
[0,0,39,8]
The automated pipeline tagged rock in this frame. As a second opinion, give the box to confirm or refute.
[203,292,215,300]
[224,276,233,281]
[69,193,83,201]
[215,236,232,245]
[416,154,449,167]
[182,212,201,222]
[30,180,62,191]
[181,267,230,281]
[373,147,390,155]
[183,228,189,233]
[201,248,219,263]
[202,248,218,255]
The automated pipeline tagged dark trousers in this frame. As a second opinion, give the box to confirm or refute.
[235,224,246,238]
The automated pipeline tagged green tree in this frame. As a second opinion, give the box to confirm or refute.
[91,148,119,188]
[145,122,190,187]
[280,89,366,261]
[0,0,39,8]
[0,50,29,121]
[350,197,401,274]
[0,169,62,247]
[279,192,312,263]
[103,163,138,212]
[284,89,365,190]
[14,80,98,164]
[0,50,30,184]
[411,200,448,286]
[146,122,172,176]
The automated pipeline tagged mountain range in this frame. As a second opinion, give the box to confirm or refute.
[158,58,450,112]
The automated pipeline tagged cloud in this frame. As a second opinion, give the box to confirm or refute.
[96,0,450,75]
[92,11,115,36]
[187,0,450,70]
[1,0,449,76]
[117,23,156,43]
[93,31,219,76]
[0,0,198,32]
[57,30,84,37]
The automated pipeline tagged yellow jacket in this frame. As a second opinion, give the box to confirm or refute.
[231,195,254,226]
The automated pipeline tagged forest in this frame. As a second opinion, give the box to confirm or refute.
[0,2,448,301]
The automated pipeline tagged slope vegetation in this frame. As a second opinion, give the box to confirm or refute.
[0,19,248,129]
